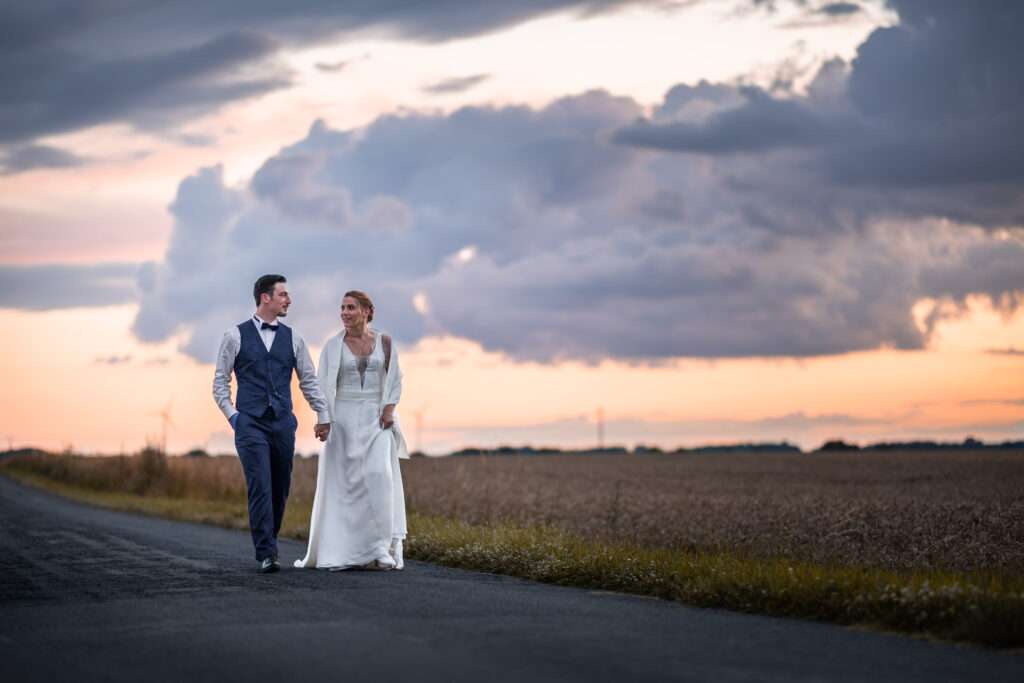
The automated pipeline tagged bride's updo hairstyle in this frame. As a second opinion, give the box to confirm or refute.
[343,290,374,323]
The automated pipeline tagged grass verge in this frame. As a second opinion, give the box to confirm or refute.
[5,468,1023,649]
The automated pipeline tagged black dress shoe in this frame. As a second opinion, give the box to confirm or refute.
[259,557,279,574]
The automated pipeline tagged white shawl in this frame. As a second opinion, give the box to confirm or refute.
[317,328,410,459]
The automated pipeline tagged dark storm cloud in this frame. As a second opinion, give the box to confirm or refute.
[7,2,1022,364]
[614,86,839,153]
[848,0,1023,125]
[422,74,492,95]
[0,144,90,175]
[122,88,1020,364]
[0,31,287,144]
[0,0,639,147]
[917,241,1024,304]
[612,1,1024,227]
[0,263,140,310]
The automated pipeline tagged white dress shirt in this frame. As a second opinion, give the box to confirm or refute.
[212,314,330,424]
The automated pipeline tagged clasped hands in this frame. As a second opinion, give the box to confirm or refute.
[314,423,331,442]
[230,413,333,442]
[311,406,393,441]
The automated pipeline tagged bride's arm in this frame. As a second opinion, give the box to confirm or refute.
[317,342,330,391]
[384,341,402,407]
[381,341,402,427]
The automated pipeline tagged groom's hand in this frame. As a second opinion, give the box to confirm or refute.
[314,422,331,442]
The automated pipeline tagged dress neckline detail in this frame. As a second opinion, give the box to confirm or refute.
[344,332,377,359]
[342,333,379,390]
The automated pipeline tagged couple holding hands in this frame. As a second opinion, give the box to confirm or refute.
[213,274,407,574]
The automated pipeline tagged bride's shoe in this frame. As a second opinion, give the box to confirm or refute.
[390,539,404,571]
[364,554,395,571]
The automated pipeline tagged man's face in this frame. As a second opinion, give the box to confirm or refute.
[264,282,291,317]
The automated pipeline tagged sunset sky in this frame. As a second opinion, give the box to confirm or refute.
[2,0,1021,455]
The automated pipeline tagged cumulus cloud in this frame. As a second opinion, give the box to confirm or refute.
[614,0,1024,228]
[130,87,1022,363]
[615,85,840,153]
[9,2,1020,365]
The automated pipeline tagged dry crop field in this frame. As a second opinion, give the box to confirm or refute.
[401,450,1024,575]
[6,448,1023,575]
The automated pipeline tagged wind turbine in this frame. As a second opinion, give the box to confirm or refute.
[154,400,175,455]
[412,404,428,454]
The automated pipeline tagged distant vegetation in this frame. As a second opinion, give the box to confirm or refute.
[9,435,1018,462]
[441,436,1022,458]
[445,442,802,457]
[815,437,1023,452]
[2,444,1023,647]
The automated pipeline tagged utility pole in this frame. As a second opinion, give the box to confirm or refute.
[596,406,605,450]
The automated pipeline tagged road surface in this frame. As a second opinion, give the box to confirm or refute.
[0,475,1020,682]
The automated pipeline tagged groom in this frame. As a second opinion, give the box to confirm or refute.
[212,274,331,573]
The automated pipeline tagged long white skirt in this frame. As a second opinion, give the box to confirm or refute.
[294,397,407,569]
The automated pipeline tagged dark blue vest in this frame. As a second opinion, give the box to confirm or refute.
[234,319,296,419]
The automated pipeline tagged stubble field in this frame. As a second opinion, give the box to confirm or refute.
[401,450,1024,575]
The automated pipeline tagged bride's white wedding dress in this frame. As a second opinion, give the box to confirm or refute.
[295,331,407,569]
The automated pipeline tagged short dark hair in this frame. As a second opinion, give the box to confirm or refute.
[254,274,286,306]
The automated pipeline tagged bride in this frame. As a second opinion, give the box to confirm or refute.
[294,290,409,571]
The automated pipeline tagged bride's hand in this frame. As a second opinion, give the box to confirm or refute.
[380,407,395,430]
[314,423,331,442]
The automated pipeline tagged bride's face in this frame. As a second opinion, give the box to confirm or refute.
[340,297,368,329]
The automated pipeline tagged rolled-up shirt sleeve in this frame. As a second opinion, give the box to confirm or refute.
[295,334,330,424]
[212,329,240,421]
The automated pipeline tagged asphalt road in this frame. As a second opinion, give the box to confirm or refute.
[1,476,1021,683]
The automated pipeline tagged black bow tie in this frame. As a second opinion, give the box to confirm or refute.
[260,322,279,331]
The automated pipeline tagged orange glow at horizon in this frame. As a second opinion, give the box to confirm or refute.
[2,295,1020,456]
